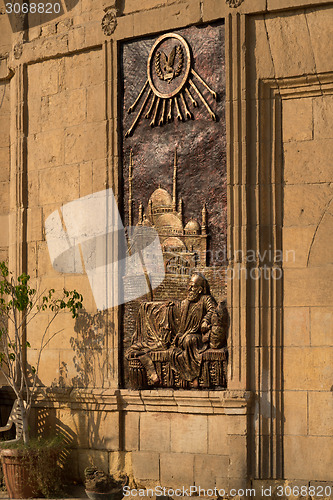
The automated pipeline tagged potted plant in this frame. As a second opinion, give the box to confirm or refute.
[0,261,83,498]
[84,466,128,500]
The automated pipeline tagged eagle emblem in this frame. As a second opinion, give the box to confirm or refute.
[125,33,218,137]
[155,45,184,83]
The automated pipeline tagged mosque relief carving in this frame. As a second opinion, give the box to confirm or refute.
[121,23,227,389]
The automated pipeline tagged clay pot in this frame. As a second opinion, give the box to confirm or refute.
[85,489,124,500]
[0,449,41,499]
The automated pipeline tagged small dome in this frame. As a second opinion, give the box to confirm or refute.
[184,219,200,234]
[162,237,186,251]
[149,188,172,207]
[156,213,183,230]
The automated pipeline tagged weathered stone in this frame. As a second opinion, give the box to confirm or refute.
[308,391,333,436]
[283,183,333,227]
[132,451,160,481]
[284,268,333,307]
[284,391,307,435]
[57,408,89,447]
[284,436,333,481]
[27,348,60,386]
[284,346,333,391]
[39,164,80,205]
[124,412,140,451]
[171,414,208,453]
[308,208,333,268]
[0,117,9,148]
[0,215,8,246]
[194,454,229,489]
[313,95,333,140]
[306,7,333,74]
[64,50,104,90]
[27,129,64,170]
[140,412,171,452]
[228,436,247,478]
[0,180,9,214]
[283,138,333,184]
[88,410,119,450]
[160,452,194,488]
[282,97,313,143]
[87,84,106,123]
[64,121,107,164]
[310,307,333,346]
[265,12,316,78]
[284,307,310,346]
[132,2,201,37]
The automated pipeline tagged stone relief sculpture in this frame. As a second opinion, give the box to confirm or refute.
[125,32,218,137]
[122,24,227,390]
[126,273,228,389]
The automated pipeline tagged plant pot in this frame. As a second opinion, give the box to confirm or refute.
[0,449,41,499]
[85,488,124,500]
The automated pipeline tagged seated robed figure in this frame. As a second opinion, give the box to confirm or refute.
[126,273,227,387]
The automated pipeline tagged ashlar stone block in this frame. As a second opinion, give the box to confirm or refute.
[284,436,333,481]
[313,95,333,139]
[284,391,307,435]
[284,346,333,391]
[132,451,159,481]
[282,97,313,143]
[309,391,333,436]
[194,454,229,489]
[310,307,333,346]
[160,452,194,488]
[283,139,333,184]
[170,413,207,454]
[306,7,333,74]
[140,412,171,452]
[284,307,310,347]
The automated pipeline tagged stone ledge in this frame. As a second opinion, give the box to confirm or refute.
[120,389,253,414]
[18,387,253,414]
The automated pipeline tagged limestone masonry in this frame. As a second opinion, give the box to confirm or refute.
[0,0,332,495]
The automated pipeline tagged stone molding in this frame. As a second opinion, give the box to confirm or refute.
[28,387,253,414]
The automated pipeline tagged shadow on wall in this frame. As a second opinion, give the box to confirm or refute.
[47,309,114,389]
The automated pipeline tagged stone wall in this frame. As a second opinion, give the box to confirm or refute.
[247,7,333,482]
[0,0,332,492]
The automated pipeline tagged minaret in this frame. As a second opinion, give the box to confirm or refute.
[128,149,133,227]
[172,147,177,212]
[138,202,143,225]
[202,203,207,234]
[178,198,183,224]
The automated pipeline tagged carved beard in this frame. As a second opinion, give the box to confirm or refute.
[187,287,202,302]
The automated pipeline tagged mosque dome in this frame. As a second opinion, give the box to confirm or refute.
[149,188,172,207]
[162,237,186,252]
[156,213,183,230]
[184,219,201,234]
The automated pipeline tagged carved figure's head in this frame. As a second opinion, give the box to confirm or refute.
[187,273,208,301]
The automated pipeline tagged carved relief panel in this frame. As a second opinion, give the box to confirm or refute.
[120,23,227,389]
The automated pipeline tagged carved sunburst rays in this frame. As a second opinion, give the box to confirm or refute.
[125,33,218,138]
